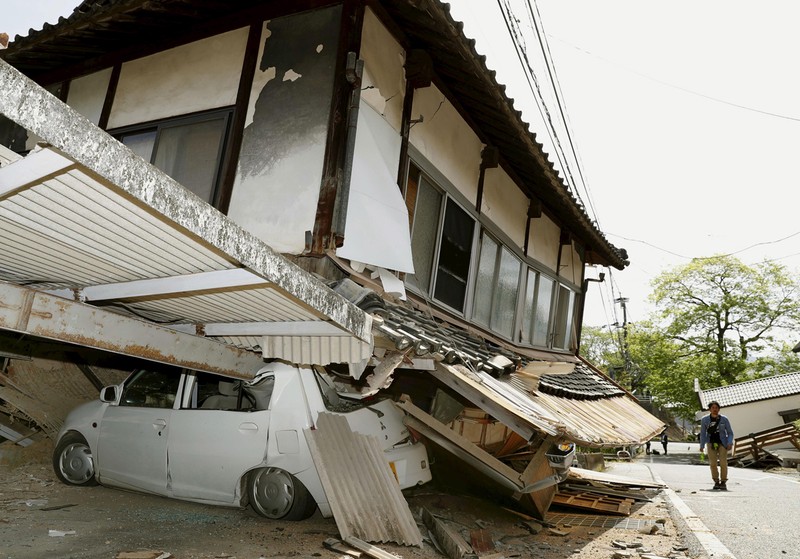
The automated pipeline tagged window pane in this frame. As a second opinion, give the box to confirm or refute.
[554,286,576,350]
[433,198,474,311]
[120,369,180,409]
[521,269,537,343]
[122,130,156,162]
[408,176,442,293]
[154,118,226,203]
[532,275,554,346]
[473,234,498,326]
[490,247,520,338]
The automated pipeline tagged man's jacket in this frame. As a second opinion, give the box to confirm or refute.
[699,414,734,448]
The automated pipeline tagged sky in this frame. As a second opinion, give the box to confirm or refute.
[4,1,800,329]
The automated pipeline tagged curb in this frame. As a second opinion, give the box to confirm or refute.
[646,466,737,559]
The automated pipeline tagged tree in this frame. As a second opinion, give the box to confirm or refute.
[650,255,800,386]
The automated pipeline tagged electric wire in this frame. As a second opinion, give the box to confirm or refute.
[495,0,577,198]
[525,0,601,227]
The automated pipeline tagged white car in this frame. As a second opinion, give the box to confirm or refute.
[53,362,431,520]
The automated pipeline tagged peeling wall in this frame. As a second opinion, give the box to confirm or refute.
[482,166,527,249]
[108,28,249,129]
[66,68,113,126]
[359,7,405,133]
[528,214,560,273]
[409,84,482,206]
[227,6,342,253]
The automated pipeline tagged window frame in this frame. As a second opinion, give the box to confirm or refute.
[109,107,234,208]
[404,148,583,351]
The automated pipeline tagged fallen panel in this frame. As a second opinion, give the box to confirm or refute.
[566,467,664,489]
[304,412,422,547]
[552,488,634,516]
[0,281,265,378]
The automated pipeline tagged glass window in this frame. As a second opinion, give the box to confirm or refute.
[472,232,520,338]
[473,234,499,326]
[532,275,554,347]
[521,268,538,343]
[433,198,475,311]
[408,175,443,294]
[120,369,181,409]
[492,246,520,338]
[553,285,576,350]
[116,110,231,205]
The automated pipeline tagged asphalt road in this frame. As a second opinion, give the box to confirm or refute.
[637,442,800,559]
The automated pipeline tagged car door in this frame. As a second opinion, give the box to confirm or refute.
[95,368,182,495]
[167,372,272,503]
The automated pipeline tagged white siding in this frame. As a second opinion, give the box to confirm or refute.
[109,28,249,128]
[528,214,560,272]
[482,166,527,249]
[66,68,113,125]
[359,8,405,133]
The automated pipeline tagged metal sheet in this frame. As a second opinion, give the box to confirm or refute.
[434,363,664,448]
[304,412,422,547]
[0,281,265,378]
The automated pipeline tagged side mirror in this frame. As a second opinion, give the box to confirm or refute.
[100,385,118,403]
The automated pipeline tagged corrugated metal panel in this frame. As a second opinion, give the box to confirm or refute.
[304,413,422,547]
[263,335,372,366]
[436,364,664,448]
[699,372,800,408]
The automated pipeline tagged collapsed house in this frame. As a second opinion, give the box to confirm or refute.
[0,0,663,524]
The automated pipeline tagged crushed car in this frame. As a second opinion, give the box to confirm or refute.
[52,361,431,520]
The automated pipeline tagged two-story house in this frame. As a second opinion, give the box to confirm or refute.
[0,0,663,519]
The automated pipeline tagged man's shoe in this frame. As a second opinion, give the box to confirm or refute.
[712,481,721,490]
[719,481,727,491]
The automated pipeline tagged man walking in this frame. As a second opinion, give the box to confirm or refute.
[699,401,734,490]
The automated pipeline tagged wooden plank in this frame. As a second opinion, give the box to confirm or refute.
[323,538,362,557]
[552,489,634,517]
[421,507,472,559]
[343,537,401,559]
[469,529,494,554]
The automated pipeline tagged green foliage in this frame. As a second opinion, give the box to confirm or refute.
[581,255,800,420]
[650,255,800,385]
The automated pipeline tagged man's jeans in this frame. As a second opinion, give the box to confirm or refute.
[707,443,728,482]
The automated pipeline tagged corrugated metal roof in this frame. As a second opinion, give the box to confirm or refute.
[0,59,372,369]
[698,372,800,409]
[304,412,423,547]
[434,363,663,448]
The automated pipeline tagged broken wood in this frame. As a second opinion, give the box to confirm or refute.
[343,536,402,559]
[421,507,473,559]
[323,537,362,557]
[730,423,800,465]
[469,529,494,554]
[552,488,634,516]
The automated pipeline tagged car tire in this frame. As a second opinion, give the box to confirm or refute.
[247,467,316,520]
[53,432,98,487]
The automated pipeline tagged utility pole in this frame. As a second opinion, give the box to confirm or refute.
[615,296,633,389]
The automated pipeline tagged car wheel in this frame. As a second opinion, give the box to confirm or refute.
[247,467,316,520]
[53,432,98,486]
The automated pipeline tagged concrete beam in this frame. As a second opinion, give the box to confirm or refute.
[0,281,265,379]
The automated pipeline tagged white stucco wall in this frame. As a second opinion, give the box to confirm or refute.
[359,8,405,133]
[559,242,583,285]
[527,214,560,272]
[717,394,800,448]
[227,7,341,253]
[409,84,481,206]
[108,28,249,129]
[482,166,527,249]
[66,68,113,125]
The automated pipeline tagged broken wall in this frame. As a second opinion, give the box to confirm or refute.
[227,6,343,254]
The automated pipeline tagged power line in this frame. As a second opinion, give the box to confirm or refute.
[524,0,601,227]
[607,231,800,261]
[549,34,800,123]
[495,0,579,201]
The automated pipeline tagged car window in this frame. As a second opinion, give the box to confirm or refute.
[190,372,272,411]
[119,369,181,408]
